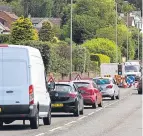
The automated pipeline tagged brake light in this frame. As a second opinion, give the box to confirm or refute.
[0,44,8,47]
[68,93,76,98]
[106,85,113,88]
[29,85,34,105]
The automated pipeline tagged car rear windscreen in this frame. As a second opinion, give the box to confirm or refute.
[54,84,72,92]
[74,82,90,88]
[94,79,110,85]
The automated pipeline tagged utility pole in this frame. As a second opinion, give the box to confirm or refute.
[127,12,129,61]
[115,2,118,63]
[70,0,73,80]
[137,22,140,60]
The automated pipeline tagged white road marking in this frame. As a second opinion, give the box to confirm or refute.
[88,112,95,116]
[64,121,77,126]
[36,91,132,134]
[95,108,103,112]
[49,127,62,132]
[35,133,45,136]
[104,100,119,108]
[78,116,87,120]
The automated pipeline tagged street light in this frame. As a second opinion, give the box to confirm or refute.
[124,1,129,60]
[70,0,73,80]
[115,1,118,63]
[137,21,141,60]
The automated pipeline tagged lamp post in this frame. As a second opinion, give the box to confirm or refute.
[70,0,73,80]
[115,1,118,63]
[137,21,140,60]
[124,1,129,61]
[126,12,129,60]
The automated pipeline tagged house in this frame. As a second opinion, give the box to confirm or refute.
[120,11,142,30]
[0,22,10,34]
[31,18,62,31]
[0,11,18,34]
[122,16,135,27]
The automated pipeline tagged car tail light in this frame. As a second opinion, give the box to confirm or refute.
[106,85,113,88]
[29,85,34,105]
[68,93,76,98]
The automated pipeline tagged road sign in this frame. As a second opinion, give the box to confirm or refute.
[74,74,81,80]
[48,76,55,83]
[126,76,135,84]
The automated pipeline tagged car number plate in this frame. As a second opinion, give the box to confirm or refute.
[52,104,63,107]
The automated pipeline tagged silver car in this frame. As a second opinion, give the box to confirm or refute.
[93,77,120,100]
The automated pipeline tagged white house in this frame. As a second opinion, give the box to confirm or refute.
[31,18,61,31]
[0,22,10,34]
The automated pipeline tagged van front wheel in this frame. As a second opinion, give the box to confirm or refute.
[30,113,39,129]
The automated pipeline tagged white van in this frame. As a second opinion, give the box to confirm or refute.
[0,44,51,129]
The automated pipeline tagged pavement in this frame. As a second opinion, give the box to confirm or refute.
[0,87,142,136]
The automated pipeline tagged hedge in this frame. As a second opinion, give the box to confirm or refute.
[82,38,117,62]
[90,53,110,66]
[0,34,10,43]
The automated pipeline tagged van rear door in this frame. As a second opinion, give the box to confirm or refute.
[0,48,3,105]
[2,47,29,113]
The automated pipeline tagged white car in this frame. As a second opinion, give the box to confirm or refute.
[0,45,51,129]
[93,77,120,100]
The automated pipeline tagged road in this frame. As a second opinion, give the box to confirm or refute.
[0,87,142,136]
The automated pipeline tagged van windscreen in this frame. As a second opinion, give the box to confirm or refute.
[3,61,28,86]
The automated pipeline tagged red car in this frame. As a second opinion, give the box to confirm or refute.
[73,80,103,108]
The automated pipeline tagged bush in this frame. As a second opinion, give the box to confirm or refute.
[0,34,10,43]
[90,54,110,66]
[49,44,70,75]
[11,17,39,43]
[82,38,117,62]
[18,40,50,72]
[39,21,54,42]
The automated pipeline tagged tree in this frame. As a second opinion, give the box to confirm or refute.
[11,16,38,43]
[22,0,53,17]
[96,25,135,60]
[39,21,54,42]
[62,0,116,44]
[125,0,142,12]
[82,38,118,62]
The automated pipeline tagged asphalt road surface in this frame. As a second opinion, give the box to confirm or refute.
[0,87,142,136]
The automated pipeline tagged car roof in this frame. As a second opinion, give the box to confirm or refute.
[93,77,113,80]
[72,80,92,83]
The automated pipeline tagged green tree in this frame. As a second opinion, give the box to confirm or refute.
[62,0,116,44]
[11,16,38,43]
[22,0,53,17]
[82,38,118,62]
[39,21,54,42]
[96,25,134,60]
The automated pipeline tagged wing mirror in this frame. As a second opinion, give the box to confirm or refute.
[47,81,55,92]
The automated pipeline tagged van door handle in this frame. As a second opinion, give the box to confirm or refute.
[6,90,13,93]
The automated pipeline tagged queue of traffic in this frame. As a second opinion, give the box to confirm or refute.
[0,45,142,130]
[48,76,120,117]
